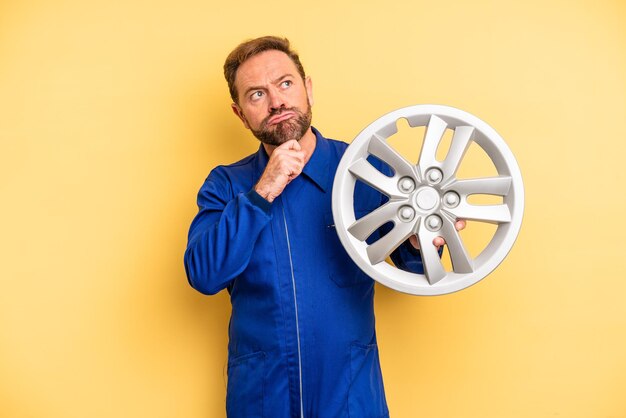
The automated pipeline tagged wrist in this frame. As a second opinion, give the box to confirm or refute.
[245,189,272,213]
[254,183,273,203]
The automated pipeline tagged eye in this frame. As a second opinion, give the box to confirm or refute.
[250,91,264,101]
[281,80,292,88]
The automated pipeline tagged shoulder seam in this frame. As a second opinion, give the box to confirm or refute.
[212,153,257,170]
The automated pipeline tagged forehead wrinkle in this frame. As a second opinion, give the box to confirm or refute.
[241,73,296,98]
[235,50,300,99]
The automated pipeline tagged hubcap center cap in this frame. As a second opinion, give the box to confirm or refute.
[415,187,439,210]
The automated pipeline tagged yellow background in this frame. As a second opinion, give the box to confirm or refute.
[1,0,625,417]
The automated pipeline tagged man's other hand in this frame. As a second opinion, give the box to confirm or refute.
[254,140,305,203]
[408,219,467,250]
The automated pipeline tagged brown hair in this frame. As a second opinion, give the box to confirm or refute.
[223,36,306,103]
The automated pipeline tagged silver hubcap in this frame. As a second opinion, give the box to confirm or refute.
[331,105,525,295]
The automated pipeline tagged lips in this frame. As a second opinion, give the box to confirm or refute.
[267,111,295,125]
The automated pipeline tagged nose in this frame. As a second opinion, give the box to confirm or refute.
[267,88,286,113]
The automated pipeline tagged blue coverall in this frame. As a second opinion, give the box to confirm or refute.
[184,127,425,418]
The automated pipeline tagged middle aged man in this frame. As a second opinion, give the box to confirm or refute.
[184,36,465,418]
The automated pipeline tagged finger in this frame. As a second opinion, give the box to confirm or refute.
[455,219,467,231]
[279,139,301,151]
[409,234,420,249]
[433,236,445,247]
[291,150,306,164]
[284,154,305,171]
[285,159,304,176]
[272,155,299,170]
[275,139,296,150]
[275,149,305,163]
[291,162,304,176]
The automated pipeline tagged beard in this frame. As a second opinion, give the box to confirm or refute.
[249,101,312,146]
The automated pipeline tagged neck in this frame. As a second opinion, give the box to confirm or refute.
[263,127,317,164]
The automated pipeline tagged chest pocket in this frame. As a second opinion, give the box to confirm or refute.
[324,211,373,287]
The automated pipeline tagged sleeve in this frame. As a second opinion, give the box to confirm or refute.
[183,167,272,295]
[389,239,443,274]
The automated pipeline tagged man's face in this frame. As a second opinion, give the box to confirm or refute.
[232,50,313,146]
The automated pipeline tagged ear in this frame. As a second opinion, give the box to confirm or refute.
[231,103,250,129]
[305,76,314,107]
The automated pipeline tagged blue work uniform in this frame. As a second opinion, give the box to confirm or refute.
[184,127,425,418]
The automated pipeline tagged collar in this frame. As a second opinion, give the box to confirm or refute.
[302,126,330,193]
[253,126,331,193]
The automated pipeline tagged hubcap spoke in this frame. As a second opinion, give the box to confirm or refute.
[368,134,416,179]
[417,224,446,285]
[348,201,406,241]
[348,158,404,199]
[440,216,474,273]
[445,201,511,224]
[448,176,512,196]
[366,220,415,265]
[441,125,474,180]
[418,115,447,174]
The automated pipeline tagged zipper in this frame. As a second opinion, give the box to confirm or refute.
[282,203,304,418]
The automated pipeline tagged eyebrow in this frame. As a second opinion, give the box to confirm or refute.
[242,73,295,98]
